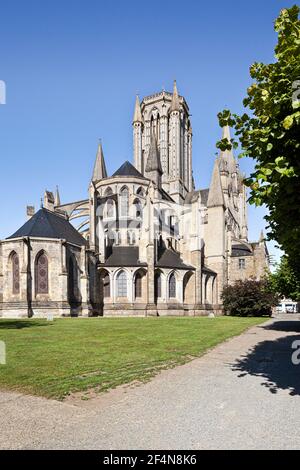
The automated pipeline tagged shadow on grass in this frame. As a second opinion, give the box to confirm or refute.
[0,320,49,329]
[231,322,300,396]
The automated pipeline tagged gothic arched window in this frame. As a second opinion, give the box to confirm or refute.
[68,254,80,304]
[35,251,48,294]
[135,272,143,298]
[104,187,115,218]
[169,273,176,298]
[11,252,20,294]
[106,199,115,218]
[117,270,127,297]
[120,187,129,217]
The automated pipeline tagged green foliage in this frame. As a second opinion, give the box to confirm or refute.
[221,279,279,317]
[216,6,300,277]
[268,256,300,300]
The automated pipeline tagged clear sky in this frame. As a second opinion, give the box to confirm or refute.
[0,0,294,263]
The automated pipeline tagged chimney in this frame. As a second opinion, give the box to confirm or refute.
[43,190,55,211]
[26,206,35,220]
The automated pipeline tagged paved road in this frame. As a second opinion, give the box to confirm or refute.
[1,314,300,450]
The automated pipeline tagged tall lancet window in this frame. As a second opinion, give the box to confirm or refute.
[150,109,160,139]
[156,113,160,141]
[11,252,20,294]
[117,270,127,297]
[35,251,49,294]
[104,187,115,219]
[169,273,176,299]
[120,187,129,217]
[135,271,143,298]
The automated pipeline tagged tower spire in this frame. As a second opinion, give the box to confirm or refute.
[170,80,180,112]
[54,185,61,206]
[133,95,143,123]
[219,125,236,173]
[92,140,107,182]
[207,159,225,208]
[222,124,231,142]
[259,229,265,242]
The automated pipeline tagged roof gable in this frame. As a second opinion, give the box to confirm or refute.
[112,161,145,178]
[7,209,87,246]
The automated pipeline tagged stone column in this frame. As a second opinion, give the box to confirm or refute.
[187,129,193,191]
[128,270,134,303]
[178,272,184,304]
[146,187,157,315]
[89,183,97,252]
[143,120,151,169]
[169,111,180,180]
[160,115,168,182]
[59,240,68,314]
[112,270,117,304]
[19,238,31,316]
[80,246,89,316]
[133,122,143,173]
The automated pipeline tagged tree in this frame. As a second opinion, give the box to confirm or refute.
[217,6,300,278]
[268,256,300,300]
[221,279,279,317]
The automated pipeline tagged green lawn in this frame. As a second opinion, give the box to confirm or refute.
[0,316,266,399]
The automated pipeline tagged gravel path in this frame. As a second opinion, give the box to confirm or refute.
[1,314,300,450]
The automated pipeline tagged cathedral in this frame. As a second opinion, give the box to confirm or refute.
[0,82,269,318]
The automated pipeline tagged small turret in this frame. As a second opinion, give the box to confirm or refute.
[92,140,107,183]
[43,190,55,211]
[54,186,61,206]
[133,95,143,123]
[170,80,180,113]
[207,159,225,208]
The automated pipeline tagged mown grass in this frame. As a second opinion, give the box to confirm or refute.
[0,316,266,399]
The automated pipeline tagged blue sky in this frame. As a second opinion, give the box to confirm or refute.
[0,0,294,263]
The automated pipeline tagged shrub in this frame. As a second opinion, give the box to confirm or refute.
[221,278,279,317]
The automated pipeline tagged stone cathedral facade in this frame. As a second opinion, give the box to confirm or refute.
[0,82,269,318]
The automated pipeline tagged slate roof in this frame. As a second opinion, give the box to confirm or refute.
[184,189,209,206]
[145,133,163,174]
[231,243,253,257]
[156,248,195,270]
[112,161,145,179]
[7,208,88,246]
[200,189,209,206]
[202,265,217,275]
[185,190,200,204]
[102,246,147,267]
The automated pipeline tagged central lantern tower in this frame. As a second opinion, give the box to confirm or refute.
[133,81,193,203]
